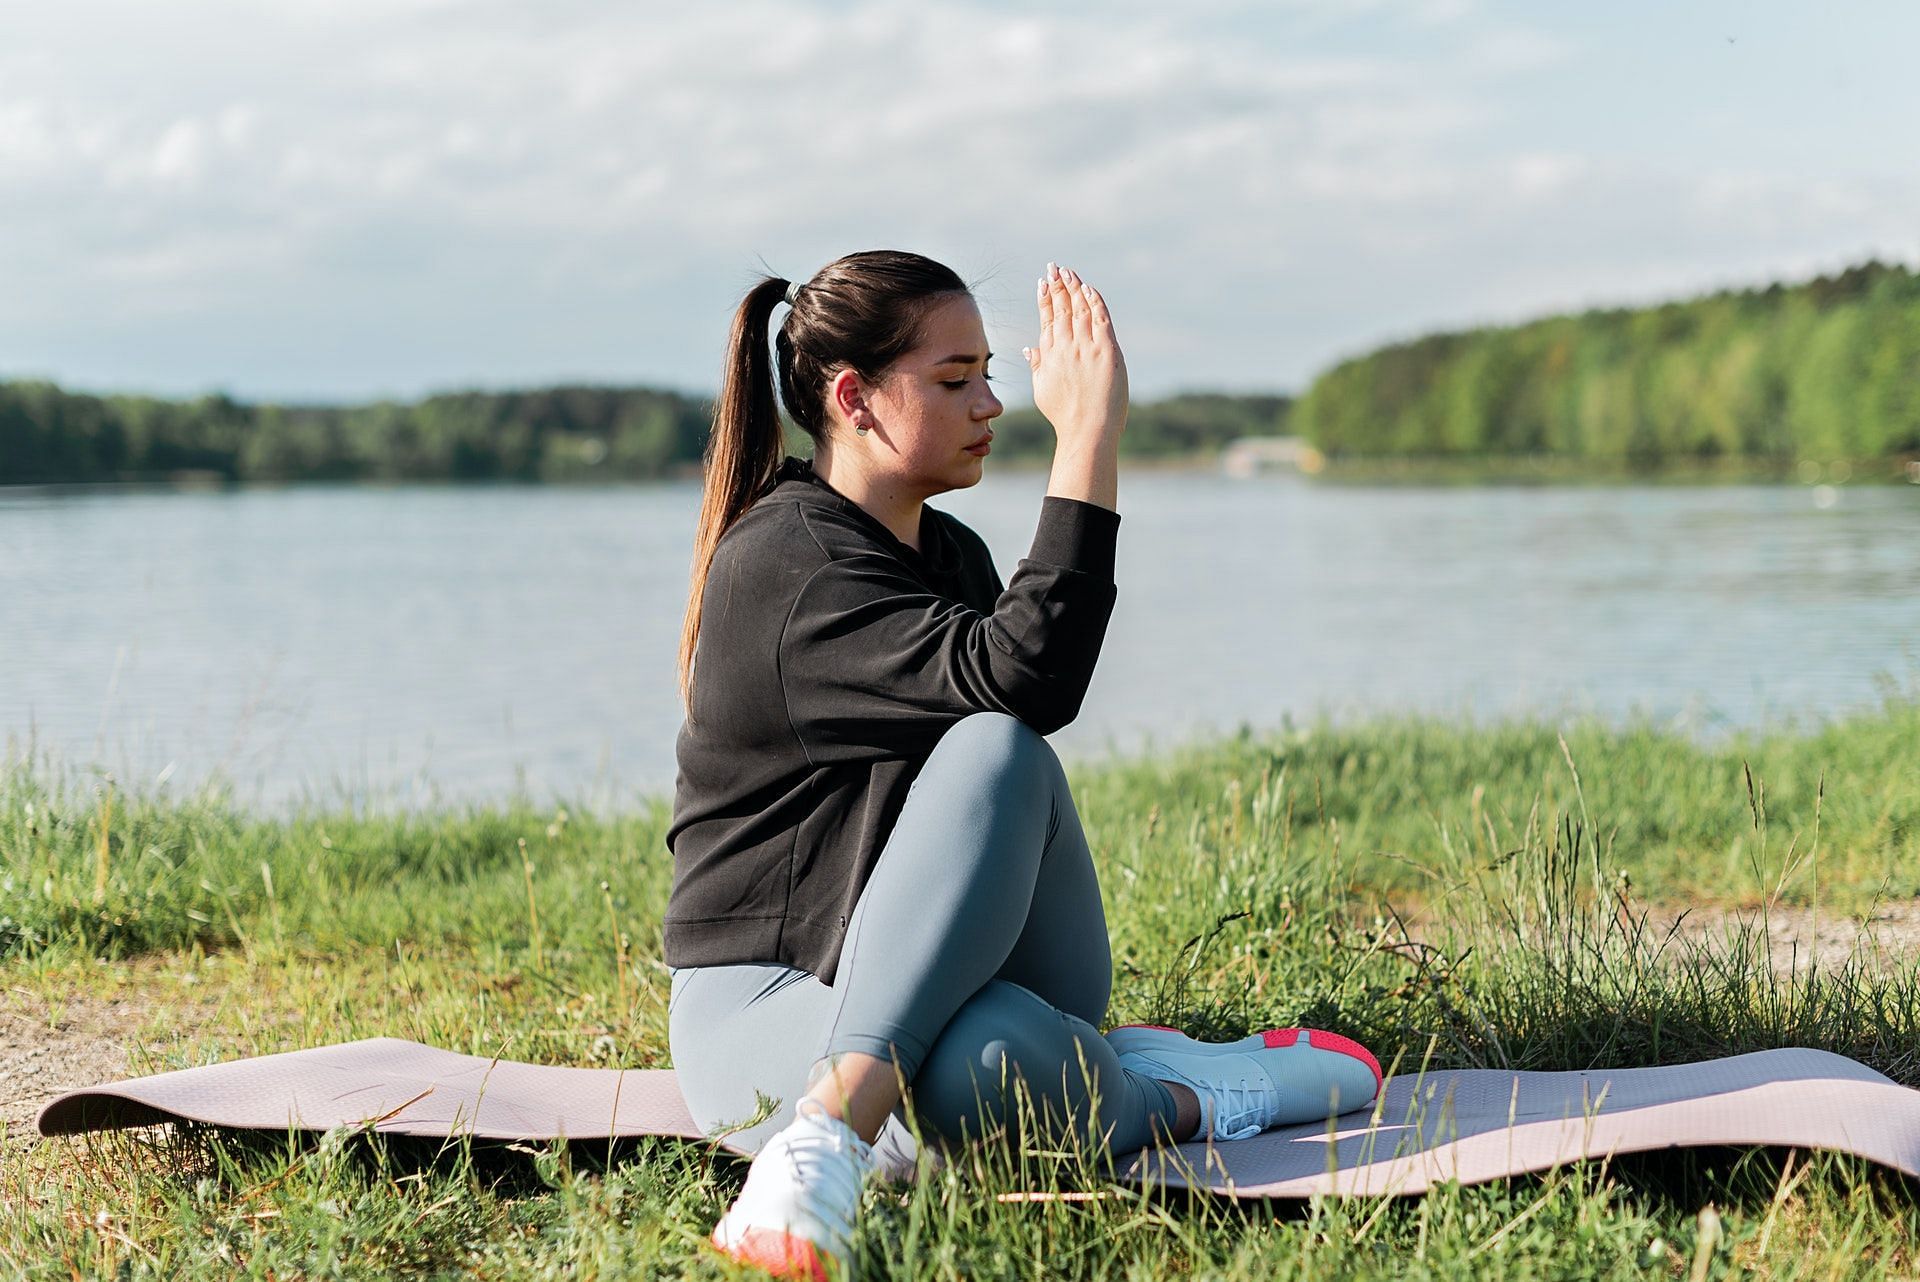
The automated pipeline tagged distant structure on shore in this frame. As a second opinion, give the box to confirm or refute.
[1221,436,1324,478]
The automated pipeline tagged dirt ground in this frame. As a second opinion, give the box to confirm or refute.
[1653,899,1920,974]
[1,971,221,1146]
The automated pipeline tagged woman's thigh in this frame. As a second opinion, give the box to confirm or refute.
[668,962,835,1152]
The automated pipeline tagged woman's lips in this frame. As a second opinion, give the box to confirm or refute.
[965,438,991,456]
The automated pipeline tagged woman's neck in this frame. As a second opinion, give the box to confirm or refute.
[808,448,927,552]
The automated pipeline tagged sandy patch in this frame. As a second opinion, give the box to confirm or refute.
[1384,896,1920,980]
[0,977,218,1145]
[1662,899,1920,975]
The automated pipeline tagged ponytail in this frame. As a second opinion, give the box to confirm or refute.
[678,252,969,720]
[677,275,790,719]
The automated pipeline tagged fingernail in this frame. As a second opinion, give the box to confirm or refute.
[1047,262,1058,278]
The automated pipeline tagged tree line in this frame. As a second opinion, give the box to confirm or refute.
[29,256,1906,484]
[0,380,1290,486]
[1293,260,1920,465]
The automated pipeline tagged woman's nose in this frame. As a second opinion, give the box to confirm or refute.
[979,387,1004,418]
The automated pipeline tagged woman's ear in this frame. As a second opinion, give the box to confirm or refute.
[828,368,868,427]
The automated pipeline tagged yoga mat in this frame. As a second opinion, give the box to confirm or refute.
[1122,1046,1920,1197]
[37,1040,1920,1196]
[36,1039,720,1148]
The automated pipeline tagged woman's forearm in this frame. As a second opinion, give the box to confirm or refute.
[1045,437,1120,513]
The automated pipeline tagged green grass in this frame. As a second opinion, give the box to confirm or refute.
[4,697,1919,1278]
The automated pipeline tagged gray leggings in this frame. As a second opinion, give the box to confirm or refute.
[667,712,1178,1165]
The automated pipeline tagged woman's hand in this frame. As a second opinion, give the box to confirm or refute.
[1024,263,1128,450]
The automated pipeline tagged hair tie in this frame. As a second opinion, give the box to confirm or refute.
[784,280,803,307]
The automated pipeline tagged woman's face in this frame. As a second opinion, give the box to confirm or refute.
[861,293,1003,494]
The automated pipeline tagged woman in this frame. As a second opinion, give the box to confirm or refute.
[665,250,1381,1278]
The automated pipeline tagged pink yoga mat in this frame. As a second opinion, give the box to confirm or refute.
[37,1040,1920,1197]
[38,1039,716,1147]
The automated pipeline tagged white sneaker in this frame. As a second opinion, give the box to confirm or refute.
[1108,1024,1383,1141]
[709,1096,876,1279]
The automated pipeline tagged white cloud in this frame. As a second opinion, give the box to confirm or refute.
[1509,152,1588,200]
[0,1,1914,400]
[149,119,210,183]
[1466,27,1570,73]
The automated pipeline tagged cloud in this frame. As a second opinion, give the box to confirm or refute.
[0,1,1914,400]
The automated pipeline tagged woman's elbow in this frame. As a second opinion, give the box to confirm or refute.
[1012,682,1085,736]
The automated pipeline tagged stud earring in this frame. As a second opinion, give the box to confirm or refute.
[855,420,871,436]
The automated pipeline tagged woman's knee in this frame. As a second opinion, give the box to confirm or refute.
[906,980,1097,1146]
[913,710,1067,821]
[939,711,1059,776]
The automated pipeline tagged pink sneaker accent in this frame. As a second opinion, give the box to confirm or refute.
[1249,1027,1383,1086]
[1112,1023,1382,1086]
[1305,1029,1384,1086]
[1106,1021,1385,1137]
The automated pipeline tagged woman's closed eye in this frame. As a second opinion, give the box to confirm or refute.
[942,374,995,389]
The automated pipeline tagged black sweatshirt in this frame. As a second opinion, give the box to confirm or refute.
[663,453,1122,984]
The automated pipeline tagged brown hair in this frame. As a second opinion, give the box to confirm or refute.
[677,249,970,718]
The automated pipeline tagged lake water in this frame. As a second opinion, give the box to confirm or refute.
[4,469,1917,815]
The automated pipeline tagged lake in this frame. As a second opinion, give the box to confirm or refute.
[4,467,1917,815]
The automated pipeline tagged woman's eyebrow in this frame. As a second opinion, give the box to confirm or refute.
[933,351,992,367]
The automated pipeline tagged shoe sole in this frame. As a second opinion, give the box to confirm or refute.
[1108,1024,1384,1091]
[709,1221,832,1280]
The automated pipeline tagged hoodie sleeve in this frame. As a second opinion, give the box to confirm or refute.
[781,497,1120,763]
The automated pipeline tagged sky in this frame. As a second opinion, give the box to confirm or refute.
[2,0,1917,406]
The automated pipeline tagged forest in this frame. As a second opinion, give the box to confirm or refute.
[1293,260,1920,465]
[0,380,1289,485]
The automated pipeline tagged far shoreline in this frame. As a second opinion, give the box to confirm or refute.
[4,449,1916,497]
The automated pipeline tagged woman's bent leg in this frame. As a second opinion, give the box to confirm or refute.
[910,979,1180,1157]
[821,711,1106,1076]
[818,712,1177,1156]
[986,728,1112,1026]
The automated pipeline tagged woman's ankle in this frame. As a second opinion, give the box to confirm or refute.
[1158,1080,1203,1141]
[804,1050,905,1143]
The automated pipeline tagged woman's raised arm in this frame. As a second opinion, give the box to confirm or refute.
[1025,263,1128,513]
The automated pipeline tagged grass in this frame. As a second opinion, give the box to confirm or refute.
[3,695,1919,1278]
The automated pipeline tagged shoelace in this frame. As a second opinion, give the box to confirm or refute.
[778,1102,875,1227]
[1203,1075,1269,1142]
